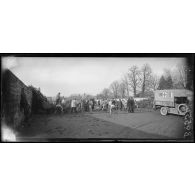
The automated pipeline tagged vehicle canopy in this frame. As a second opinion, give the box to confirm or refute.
[154,89,193,107]
[134,97,149,102]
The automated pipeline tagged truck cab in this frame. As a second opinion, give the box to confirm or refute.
[154,89,193,116]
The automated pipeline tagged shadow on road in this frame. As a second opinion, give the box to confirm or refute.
[16,112,181,142]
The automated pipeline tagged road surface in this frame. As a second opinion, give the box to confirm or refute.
[16,110,186,141]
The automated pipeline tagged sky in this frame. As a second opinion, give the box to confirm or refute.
[3,57,186,97]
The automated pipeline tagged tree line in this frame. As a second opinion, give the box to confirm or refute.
[96,63,190,99]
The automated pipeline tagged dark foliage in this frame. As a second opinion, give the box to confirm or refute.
[29,86,48,114]
[158,75,173,90]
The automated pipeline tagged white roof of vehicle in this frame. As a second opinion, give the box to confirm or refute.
[134,97,149,101]
[154,89,193,97]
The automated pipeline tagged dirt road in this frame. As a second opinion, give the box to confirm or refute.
[91,111,185,138]
[17,110,186,141]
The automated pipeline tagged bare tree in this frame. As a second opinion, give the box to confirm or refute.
[110,81,120,98]
[127,65,141,97]
[119,81,126,98]
[101,88,110,99]
[172,64,188,88]
[165,64,188,89]
[121,73,130,97]
[140,64,152,96]
[96,93,104,99]
[178,64,188,88]
[149,74,159,91]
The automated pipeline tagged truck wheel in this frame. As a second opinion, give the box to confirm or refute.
[160,107,168,116]
[178,104,187,115]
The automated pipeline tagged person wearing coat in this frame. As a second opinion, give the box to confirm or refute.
[130,97,135,113]
[108,99,115,115]
[127,97,131,113]
[89,99,93,112]
[118,99,122,111]
[71,98,76,113]
[56,92,61,104]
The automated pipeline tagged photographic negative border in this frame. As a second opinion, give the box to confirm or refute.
[1,53,194,143]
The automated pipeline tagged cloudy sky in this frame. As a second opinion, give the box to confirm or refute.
[3,57,186,97]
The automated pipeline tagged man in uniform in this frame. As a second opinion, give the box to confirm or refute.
[56,92,61,105]
[127,97,131,113]
[130,97,135,113]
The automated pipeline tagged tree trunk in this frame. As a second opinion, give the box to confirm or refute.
[142,73,146,97]
[126,87,129,97]
[133,87,136,97]
[142,83,145,97]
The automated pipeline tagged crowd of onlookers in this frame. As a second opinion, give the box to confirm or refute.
[54,92,140,114]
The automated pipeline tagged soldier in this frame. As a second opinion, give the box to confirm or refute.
[127,97,131,113]
[108,99,115,115]
[119,99,122,111]
[89,99,93,112]
[130,97,135,113]
[56,92,61,105]
[81,99,84,112]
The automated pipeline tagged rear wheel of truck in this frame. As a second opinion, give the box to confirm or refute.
[160,107,168,116]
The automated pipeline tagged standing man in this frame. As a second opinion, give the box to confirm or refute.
[86,99,89,112]
[83,99,86,112]
[56,92,61,105]
[130,97,135,113]
[108,99,115,115]
[119,99,123,111]
[89,99,93,112]
[71,98,76,113]
[127,97,131,113]
[61,97,66,113]
[81,99,84,112]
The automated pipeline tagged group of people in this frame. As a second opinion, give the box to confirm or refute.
[107,97,135,114]
[55,92,137,115]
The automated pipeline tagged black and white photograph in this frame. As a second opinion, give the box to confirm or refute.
[1,54,194,142]
[1,1,195,195]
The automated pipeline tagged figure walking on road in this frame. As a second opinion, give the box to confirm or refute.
[108,99,115,115]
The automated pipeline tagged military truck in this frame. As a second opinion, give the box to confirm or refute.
[153,89,193,116]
